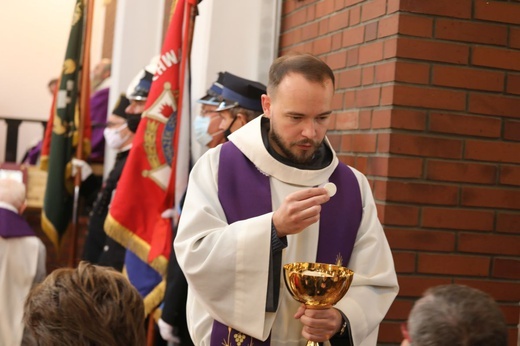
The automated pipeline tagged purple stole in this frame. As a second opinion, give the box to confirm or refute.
[210,142,362,346]
[25,140,43,165]
[0,208,35,238]
[89,87,109,161]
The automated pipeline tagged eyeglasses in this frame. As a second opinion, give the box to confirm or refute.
[200,109,218,116]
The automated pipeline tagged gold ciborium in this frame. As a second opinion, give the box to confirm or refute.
[283,262,354,346]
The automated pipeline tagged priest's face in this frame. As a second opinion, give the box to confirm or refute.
[261,73,333,164]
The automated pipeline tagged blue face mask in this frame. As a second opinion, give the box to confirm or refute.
[193,115,213,146]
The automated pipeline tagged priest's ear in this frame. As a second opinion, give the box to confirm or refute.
[261,94,271,118]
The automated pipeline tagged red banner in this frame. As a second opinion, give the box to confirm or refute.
[104,0,196,315]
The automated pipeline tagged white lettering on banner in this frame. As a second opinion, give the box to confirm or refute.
[153,49,180,81]
[162,50,179,67]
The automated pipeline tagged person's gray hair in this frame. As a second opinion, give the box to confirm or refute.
[100,58,112,75]
[407,284,508,346]
[0,178,26,210]
[229,106,262,122]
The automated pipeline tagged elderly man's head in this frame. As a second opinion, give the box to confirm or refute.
[402,284,508,346]
[0,178,26,214]
[91,58,111,90]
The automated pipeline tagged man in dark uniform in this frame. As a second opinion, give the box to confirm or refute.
[215,72,266,139]
[81,76,150,270]
[157,74,227,346]
[158,72,266,345]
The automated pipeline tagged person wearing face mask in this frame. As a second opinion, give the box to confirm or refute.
[216,72,266,140]
[193,72,227,158]
[159,72,229,345]
[158,72,265,345]
[81,92,143,270]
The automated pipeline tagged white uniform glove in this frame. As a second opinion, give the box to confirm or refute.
[71,158,93,181]
[161,208,180,227]
[158,318,181,344]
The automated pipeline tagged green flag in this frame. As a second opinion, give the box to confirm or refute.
[41,0,91,249]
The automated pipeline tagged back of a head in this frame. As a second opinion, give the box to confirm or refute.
[100,58,112,76]
[407,284,508,346]
[0,178,26,210]
[24,262,145,346]
[92,59,112,89]
[267,53,335,97]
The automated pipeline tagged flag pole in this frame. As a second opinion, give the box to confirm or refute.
[146,315,157,346]
[70,0,94,268]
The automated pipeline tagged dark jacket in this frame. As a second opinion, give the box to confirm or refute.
[82,149,129,271]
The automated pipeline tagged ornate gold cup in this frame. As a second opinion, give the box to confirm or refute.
[283,262,354,346]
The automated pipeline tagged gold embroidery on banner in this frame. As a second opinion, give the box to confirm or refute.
[144,120,161,169]
[72,3,82,25]
[73,102,80,146]
[52,113,67,135]
[62,59,76,75]
[140,82,179,189]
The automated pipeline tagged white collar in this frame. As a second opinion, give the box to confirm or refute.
[94,77,111,92]
[0,201,18,214]
[229,115,338,187]
[118,143,133,152]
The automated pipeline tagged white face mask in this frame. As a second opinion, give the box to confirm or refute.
[194,115,213,146]
[103,123,130,149]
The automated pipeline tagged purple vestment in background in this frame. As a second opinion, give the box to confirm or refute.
[0,208,35,238]
[24,141,43,165]
[89,87,109,162]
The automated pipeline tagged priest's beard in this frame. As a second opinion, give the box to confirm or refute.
[269,127,321,165]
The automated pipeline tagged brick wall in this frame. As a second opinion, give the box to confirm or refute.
[281,0,519,345]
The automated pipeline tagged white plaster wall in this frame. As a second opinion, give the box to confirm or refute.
[102,0,164,178]
[0,0,106,163]
[0,0,282,165]
[190,0,281,161]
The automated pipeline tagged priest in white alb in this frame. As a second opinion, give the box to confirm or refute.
[174,53,399,346]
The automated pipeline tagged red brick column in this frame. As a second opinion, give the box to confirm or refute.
[281,1,520,344]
